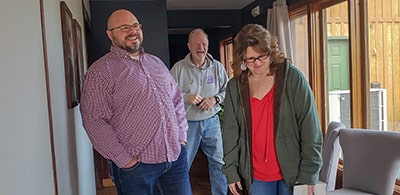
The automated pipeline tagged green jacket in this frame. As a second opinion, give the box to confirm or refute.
[222,61,323,193]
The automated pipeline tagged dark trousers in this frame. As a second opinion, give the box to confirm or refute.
[109,146,192,195]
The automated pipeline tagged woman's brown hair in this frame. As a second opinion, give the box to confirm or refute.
[232,24,286,79]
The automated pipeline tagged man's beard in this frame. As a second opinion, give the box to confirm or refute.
[112,35,142,53]
[125,43,141,53]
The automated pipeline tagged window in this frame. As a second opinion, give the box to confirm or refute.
[291,0,400,187]
[323,2,352,129]
[219,37,234,78]
[310,0,400,136]
[290,14,309,80]
[367,0,400,133]
[366,0,400,180]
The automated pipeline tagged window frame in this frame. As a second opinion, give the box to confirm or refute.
[289,0,369,133]
[289,0,399,192]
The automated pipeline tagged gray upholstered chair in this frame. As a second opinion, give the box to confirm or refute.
[319,121,345,192]
[327,128,400,195]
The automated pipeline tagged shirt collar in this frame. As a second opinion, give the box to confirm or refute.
[110,45,145,59]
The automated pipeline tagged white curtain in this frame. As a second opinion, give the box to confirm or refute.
[266,0,293,61]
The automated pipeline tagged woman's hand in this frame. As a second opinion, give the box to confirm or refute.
[307,185,315,195]
[228,181,243,195]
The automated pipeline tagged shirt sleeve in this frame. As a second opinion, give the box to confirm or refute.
[290,67,323,184]
[221,79,242,184]
[169,73,188,143]
[215,62,229,103]
[79,69,132,168]
[170,63,190,104]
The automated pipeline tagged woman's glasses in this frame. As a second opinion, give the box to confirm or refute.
[243,54,269,64]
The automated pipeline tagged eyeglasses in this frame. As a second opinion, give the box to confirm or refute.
[243,54,269,64]
[108,23,142,32]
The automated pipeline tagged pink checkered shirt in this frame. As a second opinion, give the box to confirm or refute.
[80,46,188,168]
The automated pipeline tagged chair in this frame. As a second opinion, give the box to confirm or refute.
[319,121,345,192]
[327,128,400,195]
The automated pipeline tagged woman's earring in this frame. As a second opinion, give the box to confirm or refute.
[240,63,247,71]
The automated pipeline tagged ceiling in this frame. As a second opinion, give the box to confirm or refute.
[166,0,256,10]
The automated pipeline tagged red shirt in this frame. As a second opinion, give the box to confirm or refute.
[251,86,283,181]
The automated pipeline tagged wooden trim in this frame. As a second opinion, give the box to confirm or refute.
[219,40,226,71]
[348,0,368,128]
[102,179,115,187]
[219,37,234,78]
[40,0,58,194]
[320,0,347,9]
[308,2,328,132]
[336,161,344,189]
[288,0,307,19]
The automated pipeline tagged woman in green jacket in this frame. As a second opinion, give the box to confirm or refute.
[222,24,322,195]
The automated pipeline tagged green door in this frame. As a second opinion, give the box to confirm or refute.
[327,37,350,91]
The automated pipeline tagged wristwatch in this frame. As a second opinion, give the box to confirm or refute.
[214,96,220,104]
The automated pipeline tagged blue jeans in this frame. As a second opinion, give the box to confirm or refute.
[187,114,227,195]
[250,178,292,195]
[109,146,192,195]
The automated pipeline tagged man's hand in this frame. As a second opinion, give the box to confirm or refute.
[123,158,138,168]
[197,96,217,110]
[187,94,203,105]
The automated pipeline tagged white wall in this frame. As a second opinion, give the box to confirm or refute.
[0,0,95,194]
[0,0,55,194]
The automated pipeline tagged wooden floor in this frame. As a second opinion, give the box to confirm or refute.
[97,151,211,195]
[189,151,212,195]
